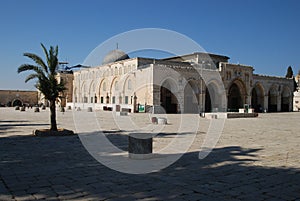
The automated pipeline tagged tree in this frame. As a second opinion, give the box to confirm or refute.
[285,66,294,78]
[18,44,65,131]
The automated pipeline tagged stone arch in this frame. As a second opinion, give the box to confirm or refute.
[281,85,292,112]
[74,87,78,103]
[205,80,222,112]
[227,79,247,111]
[99,78,108,104]
[89,81,96,103]
[160,78,179,114]
[268,84,278,112]
[110,77,120,104]
[251,82,265,112]
[81,82,88,103]
[123,75,135,105]
[12,99,23,107]
[184,78,200,113]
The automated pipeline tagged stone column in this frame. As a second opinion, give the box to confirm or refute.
[264,95,269,112]
[277,94,281,112]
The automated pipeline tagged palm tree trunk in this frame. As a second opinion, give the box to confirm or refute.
[50,99,58,131]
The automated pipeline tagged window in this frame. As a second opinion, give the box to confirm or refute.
[296,101,299,104]
[84,97,88,103]
[112,96,115,104]
[103,82,106,91]
[125,96,129,104]
[100,97,104,103]
[90,97,93,103]
[128,79,132,90]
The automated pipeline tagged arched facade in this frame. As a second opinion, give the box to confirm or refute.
[69,52,294,113]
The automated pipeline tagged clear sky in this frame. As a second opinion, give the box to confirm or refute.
[0,0,299,90]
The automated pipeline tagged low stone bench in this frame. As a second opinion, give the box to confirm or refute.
[157,117,167,125]
[121,108,131,113]
[128,133,153,159]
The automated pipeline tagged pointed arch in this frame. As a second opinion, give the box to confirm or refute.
[227,78,247,111]
[251,82,265,112]
[160,78,179,113]
[281,85,292,112]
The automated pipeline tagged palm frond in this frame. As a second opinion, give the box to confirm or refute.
[23,53,48,74]
[41,43,50,68]
[50,50,59,75]
[18,64,40,73]
[24,74,40,83]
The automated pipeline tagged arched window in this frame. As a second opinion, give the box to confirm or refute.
[128,79,132,90]
[103,82,106,91]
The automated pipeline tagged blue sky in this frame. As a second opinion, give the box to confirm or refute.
[0,0,299,90]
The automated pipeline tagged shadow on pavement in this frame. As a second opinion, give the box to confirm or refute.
[0,135,299,200]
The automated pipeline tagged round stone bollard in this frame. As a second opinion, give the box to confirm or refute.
[151,117,158,124]
[87,107,93,112]
[128,133,153,159]
[20,106,26,112]
[157,117,167,125]
[34,107,40,112]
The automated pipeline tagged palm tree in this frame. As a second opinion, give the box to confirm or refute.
[18,43,65,131]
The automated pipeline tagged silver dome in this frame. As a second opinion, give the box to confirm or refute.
[102,49,130,65]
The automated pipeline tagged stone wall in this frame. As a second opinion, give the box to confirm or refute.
[0,90,38,106]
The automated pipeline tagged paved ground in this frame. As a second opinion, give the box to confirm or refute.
[0,107,300,200]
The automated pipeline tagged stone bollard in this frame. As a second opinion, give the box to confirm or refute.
[87,107,93,112]
[157,117,167,125]
[151,117,158,124]
[15,106,20,110]
[34,107,40,112]
[119,111,128,116]
[128,133,153,159]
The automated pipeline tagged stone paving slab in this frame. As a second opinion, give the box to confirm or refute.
[0,108,300,200]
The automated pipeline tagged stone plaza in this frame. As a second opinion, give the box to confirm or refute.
[0,107,300,200]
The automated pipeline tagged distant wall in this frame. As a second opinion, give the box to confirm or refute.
[0,90,38,106]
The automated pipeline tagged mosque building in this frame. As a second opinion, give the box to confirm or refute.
[59,49,294,113]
